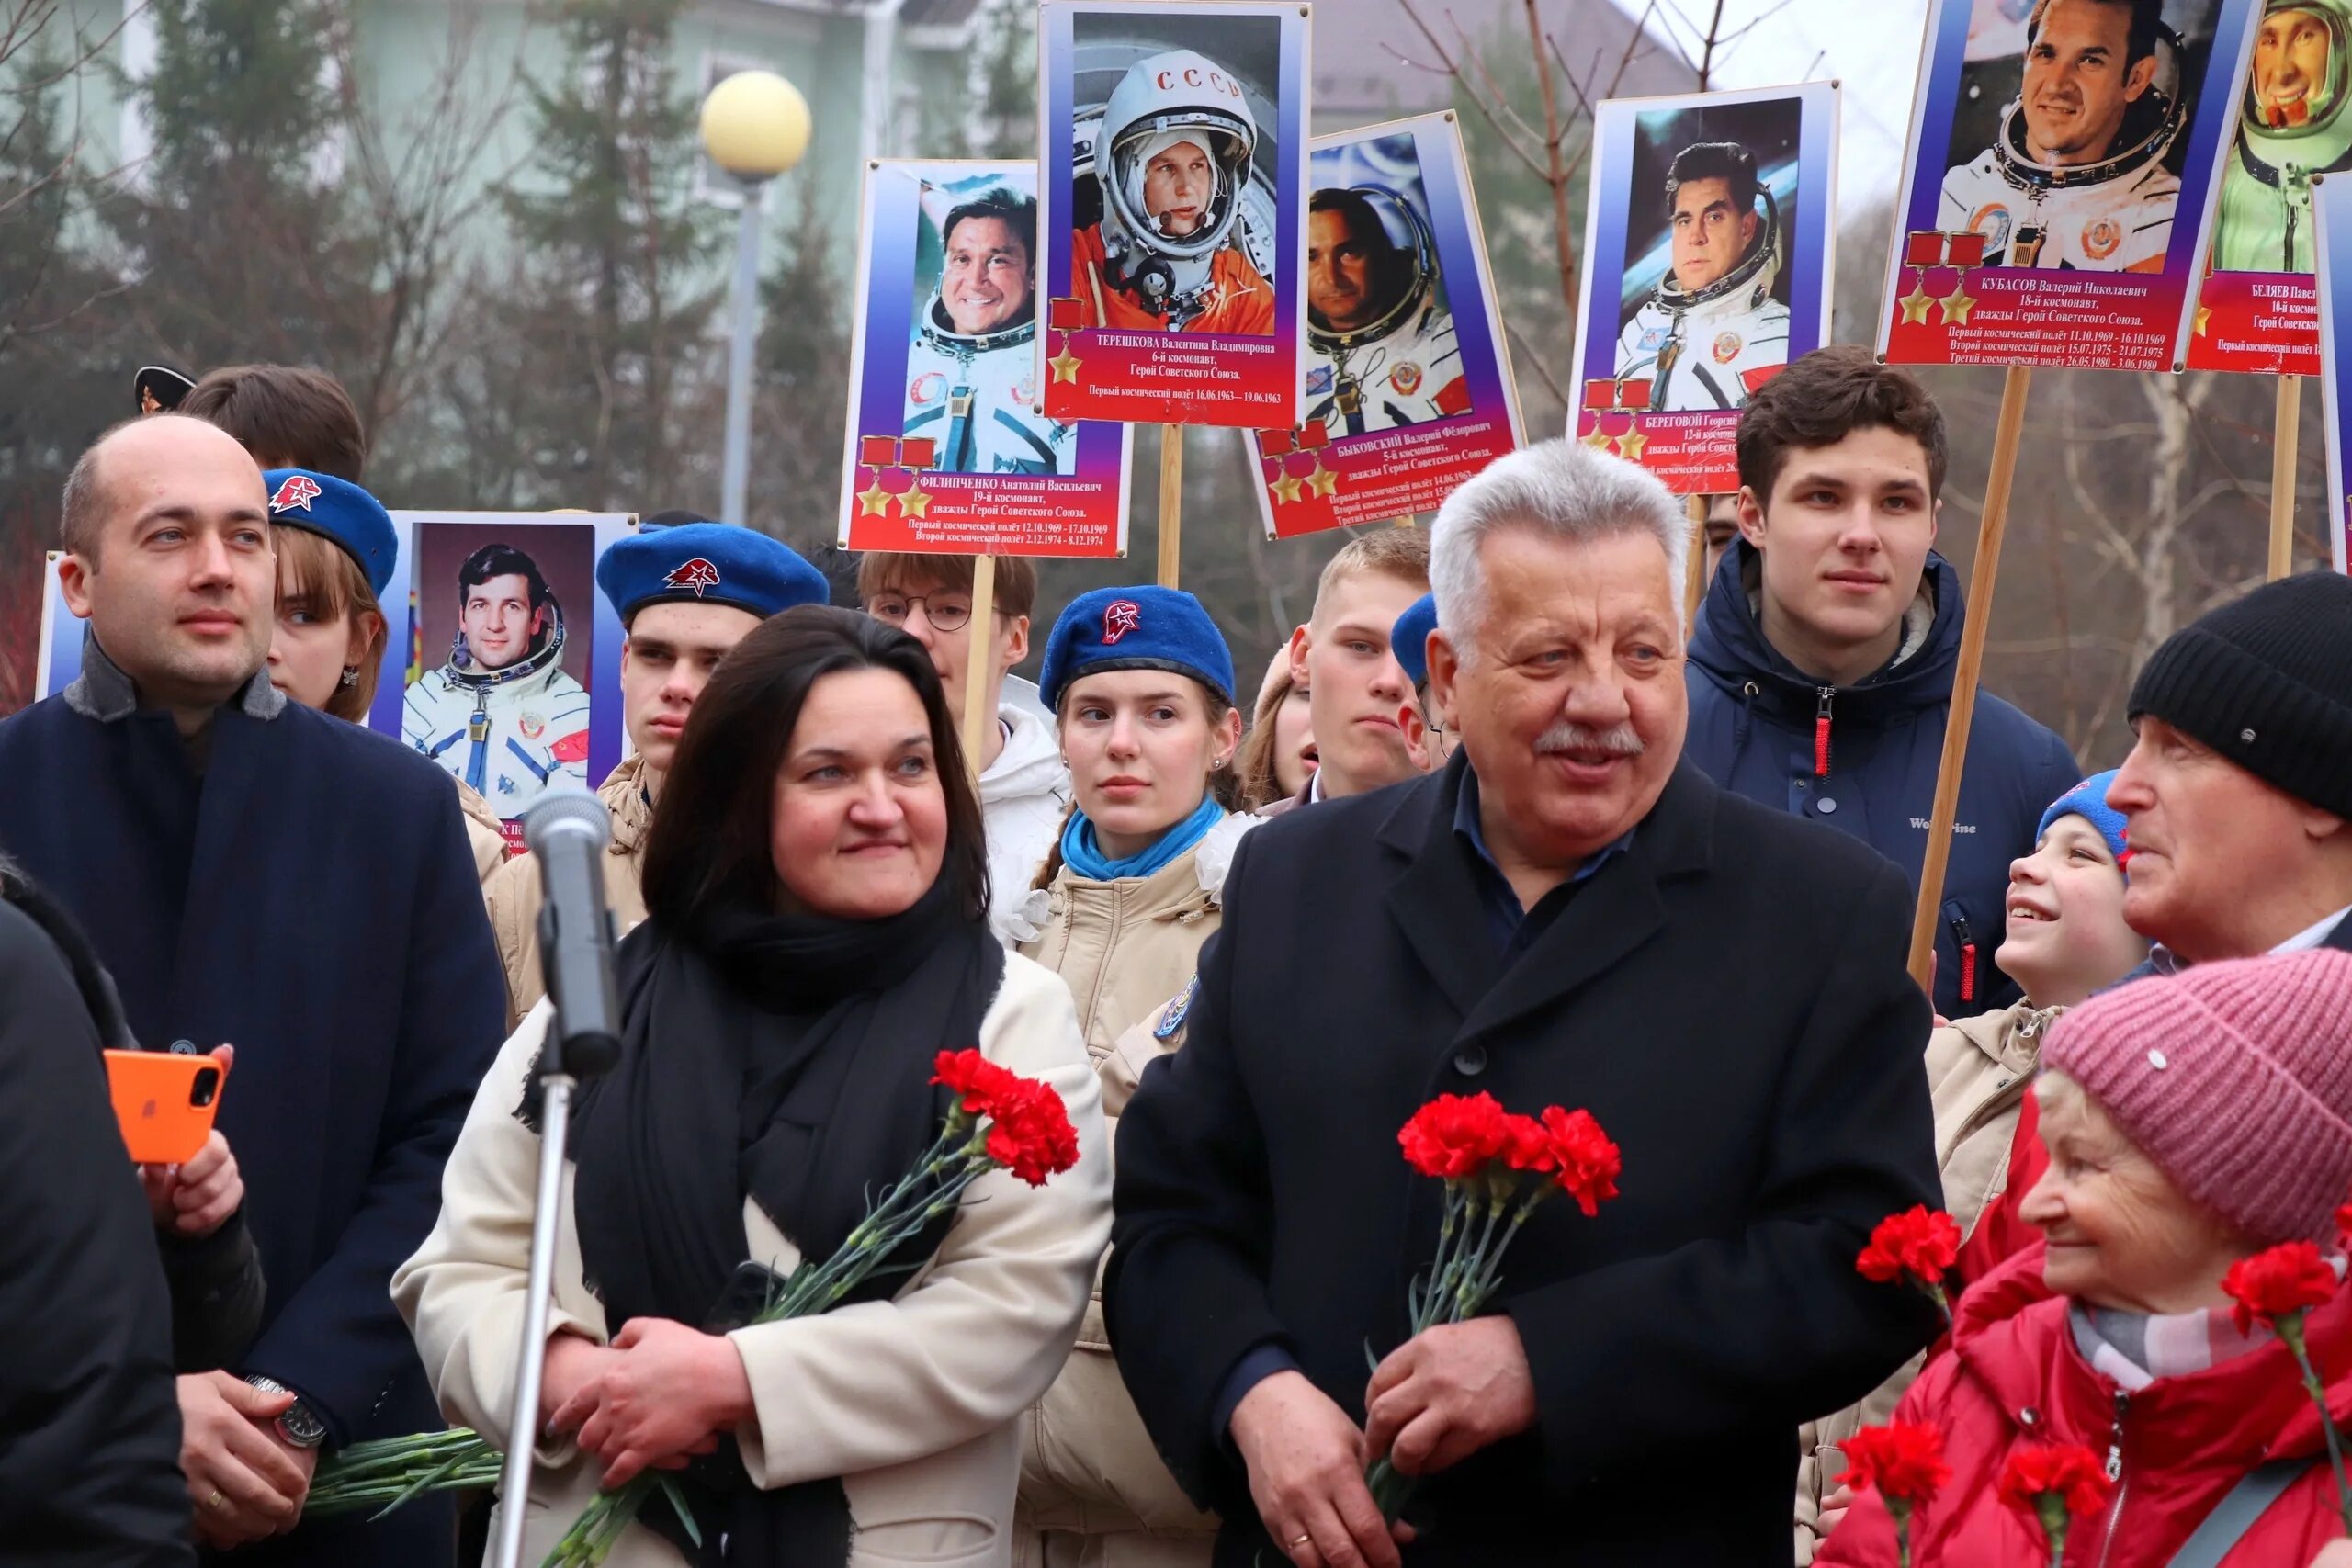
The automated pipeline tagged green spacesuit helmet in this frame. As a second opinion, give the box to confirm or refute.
[2243,0,2351,140]
[2213,0,2352,272]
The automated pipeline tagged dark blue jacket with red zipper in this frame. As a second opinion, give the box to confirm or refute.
[1685,542,2082,1020]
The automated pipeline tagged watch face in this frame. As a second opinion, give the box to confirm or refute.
[278,1403,328,1447]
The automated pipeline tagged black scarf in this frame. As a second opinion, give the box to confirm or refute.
[547,875,1005,1566]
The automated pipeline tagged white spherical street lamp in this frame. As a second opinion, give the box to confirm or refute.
[700,70,810,528]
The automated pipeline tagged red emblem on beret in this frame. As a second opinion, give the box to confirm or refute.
[269,475,322,513]
[664,558,721,596]
[1102,599,1141,645]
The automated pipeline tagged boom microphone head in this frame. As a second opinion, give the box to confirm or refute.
[522,790,611,857]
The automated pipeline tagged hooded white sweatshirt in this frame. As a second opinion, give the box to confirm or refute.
[983,705,1071,945]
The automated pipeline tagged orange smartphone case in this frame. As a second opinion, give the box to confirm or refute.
[104,1050,226,1165]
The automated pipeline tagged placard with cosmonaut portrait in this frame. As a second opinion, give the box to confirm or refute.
[40,513,635,851]
[2309,169,2352,568]
[1880,0,2263,373]
[1569,82,1838,495]
[2189,0,2351,374]
[838,159,1133,558]
[1035,0,1310,429]
[1244,113,1523,539]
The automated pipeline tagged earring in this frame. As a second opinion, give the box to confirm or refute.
[338,666,359,688]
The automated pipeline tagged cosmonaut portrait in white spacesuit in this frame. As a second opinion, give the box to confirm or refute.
[1303,186,1465,434]
[902,182,1078,476]
[1613,140,1792,412]
[402,539,590,814]
[1939,0,2192,272]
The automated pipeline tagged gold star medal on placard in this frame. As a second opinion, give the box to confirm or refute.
[1614,425,1649,462]
[1046,296,1084,384]
[2195,304,2214,338]
[899,480,932,519]
[1269,468,1306,506]
[1939,284,1976,327]
[1306,460,1338,499]
[1898,272,1934,325]
[857,475,892,515]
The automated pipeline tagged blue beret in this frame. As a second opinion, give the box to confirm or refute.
[595,522,828,622]
[1392,592,1438,690]
[263,468,398,598]
[1040,586,1236,714]
[2039,770,2131,870]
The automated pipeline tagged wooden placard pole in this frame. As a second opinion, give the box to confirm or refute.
[1682,493,1708,636]
[2269,375,2302,581]
[1906,366,2034,993]
[1157,423,1184,589]
[960,553,998,785]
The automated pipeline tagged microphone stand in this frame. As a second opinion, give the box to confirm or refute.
[494,795,622,1568]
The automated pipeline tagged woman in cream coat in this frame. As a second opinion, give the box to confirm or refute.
[1008,586,1257,1568]
[395,607,1110,1568]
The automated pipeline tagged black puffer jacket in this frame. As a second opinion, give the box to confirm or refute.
[0,855,265,1370]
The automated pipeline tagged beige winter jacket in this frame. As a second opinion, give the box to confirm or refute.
[1011,813,1261,1568]
[1792,1000,2058,1563]
[481,756,654,1030]
[456,779,510,885]
[391,951,1112,1568]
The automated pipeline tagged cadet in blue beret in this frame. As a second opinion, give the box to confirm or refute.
[1390,590,1449,769]
[481,523,829,1024]
[260,468,398,719]
[1016,587,1261,1560]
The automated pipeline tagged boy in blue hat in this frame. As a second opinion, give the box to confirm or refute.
[1794,769,2147,1557]
[1388,590,1446,773]
[482,522,828,1023]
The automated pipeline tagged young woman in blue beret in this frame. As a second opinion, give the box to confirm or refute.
[259,468,510,883]
[1012,585,1258,1568]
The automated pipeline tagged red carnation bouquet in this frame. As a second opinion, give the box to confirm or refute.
[1857,1205,1962,1324]
[311,1051,1083,1564]
[1837,1421,1949,1568]
[2221,1238,2352,1531]
[1367,1092,1622,1519]
[1998,1442,2111,1568]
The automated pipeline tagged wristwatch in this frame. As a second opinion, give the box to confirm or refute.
[243,1374,328,1450]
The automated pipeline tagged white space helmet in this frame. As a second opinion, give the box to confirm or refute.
[1096,50,1259,266]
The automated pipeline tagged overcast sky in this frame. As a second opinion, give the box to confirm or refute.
[1604,0,1935,218]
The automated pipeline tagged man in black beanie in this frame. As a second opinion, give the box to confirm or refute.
[2109,570,2352,966]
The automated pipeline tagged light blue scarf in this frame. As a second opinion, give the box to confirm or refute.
[1060,795,1224,883]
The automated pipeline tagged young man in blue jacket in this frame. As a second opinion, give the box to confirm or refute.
[1684,346,2080,1018]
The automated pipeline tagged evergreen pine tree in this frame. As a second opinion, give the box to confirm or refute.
[479,0,723,512]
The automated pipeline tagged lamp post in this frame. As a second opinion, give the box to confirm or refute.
[698,69,810,527]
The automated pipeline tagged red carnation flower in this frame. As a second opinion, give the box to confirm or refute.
[2222,1240,2339,1337]
[1397,1092,1512,1181]
[1838,1422,1951,1506]
[1997,1441,2111,1522]
[2335,1200,2352,1254]
[1857,1206,1962,1287]
[1534,1106,1622,1217]
[983,1077,1081,1187]
[933,1048,1020,1118]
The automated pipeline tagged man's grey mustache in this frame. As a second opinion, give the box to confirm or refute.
[1536,721,1644,758]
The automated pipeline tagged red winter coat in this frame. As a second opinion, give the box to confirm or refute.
[1817,1243,2352,1568]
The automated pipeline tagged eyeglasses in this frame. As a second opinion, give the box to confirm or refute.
[868,593,975,634]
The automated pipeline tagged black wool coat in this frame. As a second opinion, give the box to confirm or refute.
[0,649,506,1568]
[1106,754,1944,1567]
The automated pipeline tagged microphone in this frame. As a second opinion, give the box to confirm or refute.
[521,792,622,1081]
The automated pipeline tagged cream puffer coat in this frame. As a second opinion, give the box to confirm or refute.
[1011,812,1261,1568]
[392,950,1112,1568]
[456,779,511,885]
[1791,1000,2057,1563]
[481,755,654,1031]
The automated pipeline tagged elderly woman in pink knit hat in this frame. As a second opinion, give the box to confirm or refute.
[1821,949,2352,1568]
